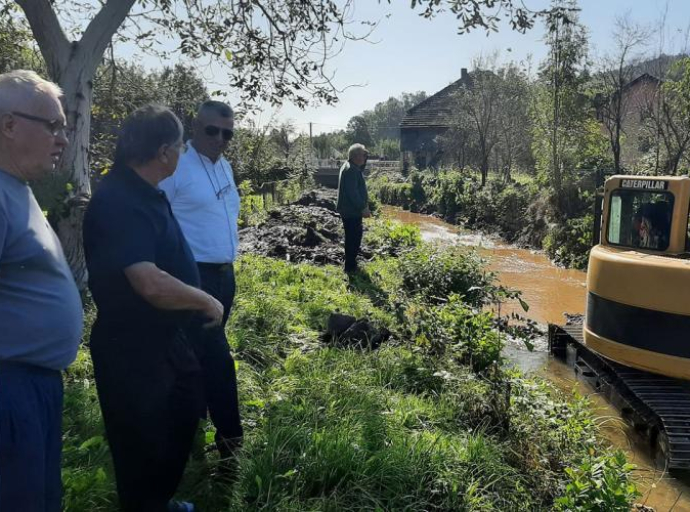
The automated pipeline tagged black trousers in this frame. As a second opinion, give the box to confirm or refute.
[342,216,363,272]
[90,321,203,512]
[195,263,243,443]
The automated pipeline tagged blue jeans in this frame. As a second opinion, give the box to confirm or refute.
[0,361,63,512]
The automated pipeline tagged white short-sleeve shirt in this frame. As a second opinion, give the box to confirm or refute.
[159,142,240,264]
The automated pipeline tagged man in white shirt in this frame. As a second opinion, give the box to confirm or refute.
[159,101,243,468]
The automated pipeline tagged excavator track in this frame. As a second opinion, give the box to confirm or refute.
[549,319,690,470]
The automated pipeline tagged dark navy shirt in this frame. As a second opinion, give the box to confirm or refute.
[0,169,83,370]
[83,166,200,335]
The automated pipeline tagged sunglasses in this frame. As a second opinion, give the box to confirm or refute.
[12,111,66,137]
[204,125,234,141]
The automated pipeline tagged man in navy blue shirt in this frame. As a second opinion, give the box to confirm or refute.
[0,70,83,511]
[84,105,222,512]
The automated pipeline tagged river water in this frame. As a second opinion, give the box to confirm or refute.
[384,206,690,511]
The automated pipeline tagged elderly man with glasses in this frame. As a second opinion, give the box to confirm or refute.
[159,100,243,474]
[0,70,83,511]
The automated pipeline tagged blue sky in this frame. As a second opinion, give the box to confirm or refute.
[115,0,690,135]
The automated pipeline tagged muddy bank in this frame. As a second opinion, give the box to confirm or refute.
[239,189,372,265]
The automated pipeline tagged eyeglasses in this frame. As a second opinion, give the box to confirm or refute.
[12,111,66,137]
[204,125,234,141]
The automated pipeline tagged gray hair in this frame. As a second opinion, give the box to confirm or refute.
[114,104,183,168]
[197,100,233,118]
[0,70,63,114]
[348,143,368,160]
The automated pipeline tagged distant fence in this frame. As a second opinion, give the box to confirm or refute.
[314,159,400,188]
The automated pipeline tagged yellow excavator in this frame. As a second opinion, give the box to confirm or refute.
[550,175,690,469]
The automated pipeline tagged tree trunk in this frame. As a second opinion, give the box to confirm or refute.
[54,59,95,290]
[612,134,620,173]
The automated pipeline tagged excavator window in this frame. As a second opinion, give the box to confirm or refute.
[607,190,672,250]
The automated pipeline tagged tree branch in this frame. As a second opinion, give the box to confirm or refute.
[80,0,137,76]
[15,0,69,78]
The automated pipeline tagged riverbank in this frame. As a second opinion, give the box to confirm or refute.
[384,204,690,511]
[368,169,594,269]
[61,191,639,511]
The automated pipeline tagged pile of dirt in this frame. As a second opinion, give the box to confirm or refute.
[292,188,338,212]
[322,313,391,350]
[239,189,373,265]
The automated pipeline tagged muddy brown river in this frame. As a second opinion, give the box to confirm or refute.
[384,206,690,511]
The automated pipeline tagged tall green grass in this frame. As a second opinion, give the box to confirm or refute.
[60,221,638,511]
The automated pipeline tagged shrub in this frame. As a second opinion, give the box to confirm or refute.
[554,452,639,511]
[364,218,422,255]
[397,245,496,307]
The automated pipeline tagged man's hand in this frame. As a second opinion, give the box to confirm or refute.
[201,294,224,328]
[362,207,372,218]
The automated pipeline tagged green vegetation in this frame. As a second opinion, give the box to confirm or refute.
[61,220,637,511]
[369,169,595,269]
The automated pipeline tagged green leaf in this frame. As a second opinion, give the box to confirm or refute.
[281,469,297,478]
[78,435,104,451]
[518,298,529,312]
[224,49,233,61]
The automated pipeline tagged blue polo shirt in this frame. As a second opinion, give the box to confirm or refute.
[83,166,200,334]
[0,169,83,371]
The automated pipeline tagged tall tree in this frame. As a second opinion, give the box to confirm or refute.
[269,122,296,162]
[535,0,589,192]
[494,62,532,180]
[595,15,650,172]
[649,57,690,174]
[358,91,428,142]
[346,116,373,148]
[444,55,530,185]
[461,66,502,187]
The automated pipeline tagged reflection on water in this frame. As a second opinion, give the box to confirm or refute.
[384,206,690,511]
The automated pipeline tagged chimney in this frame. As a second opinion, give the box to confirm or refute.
[461,68,468,81]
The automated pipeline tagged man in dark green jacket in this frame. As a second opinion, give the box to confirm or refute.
[336,143,370,272]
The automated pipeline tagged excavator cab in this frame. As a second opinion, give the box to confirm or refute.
[584,175,690,379]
